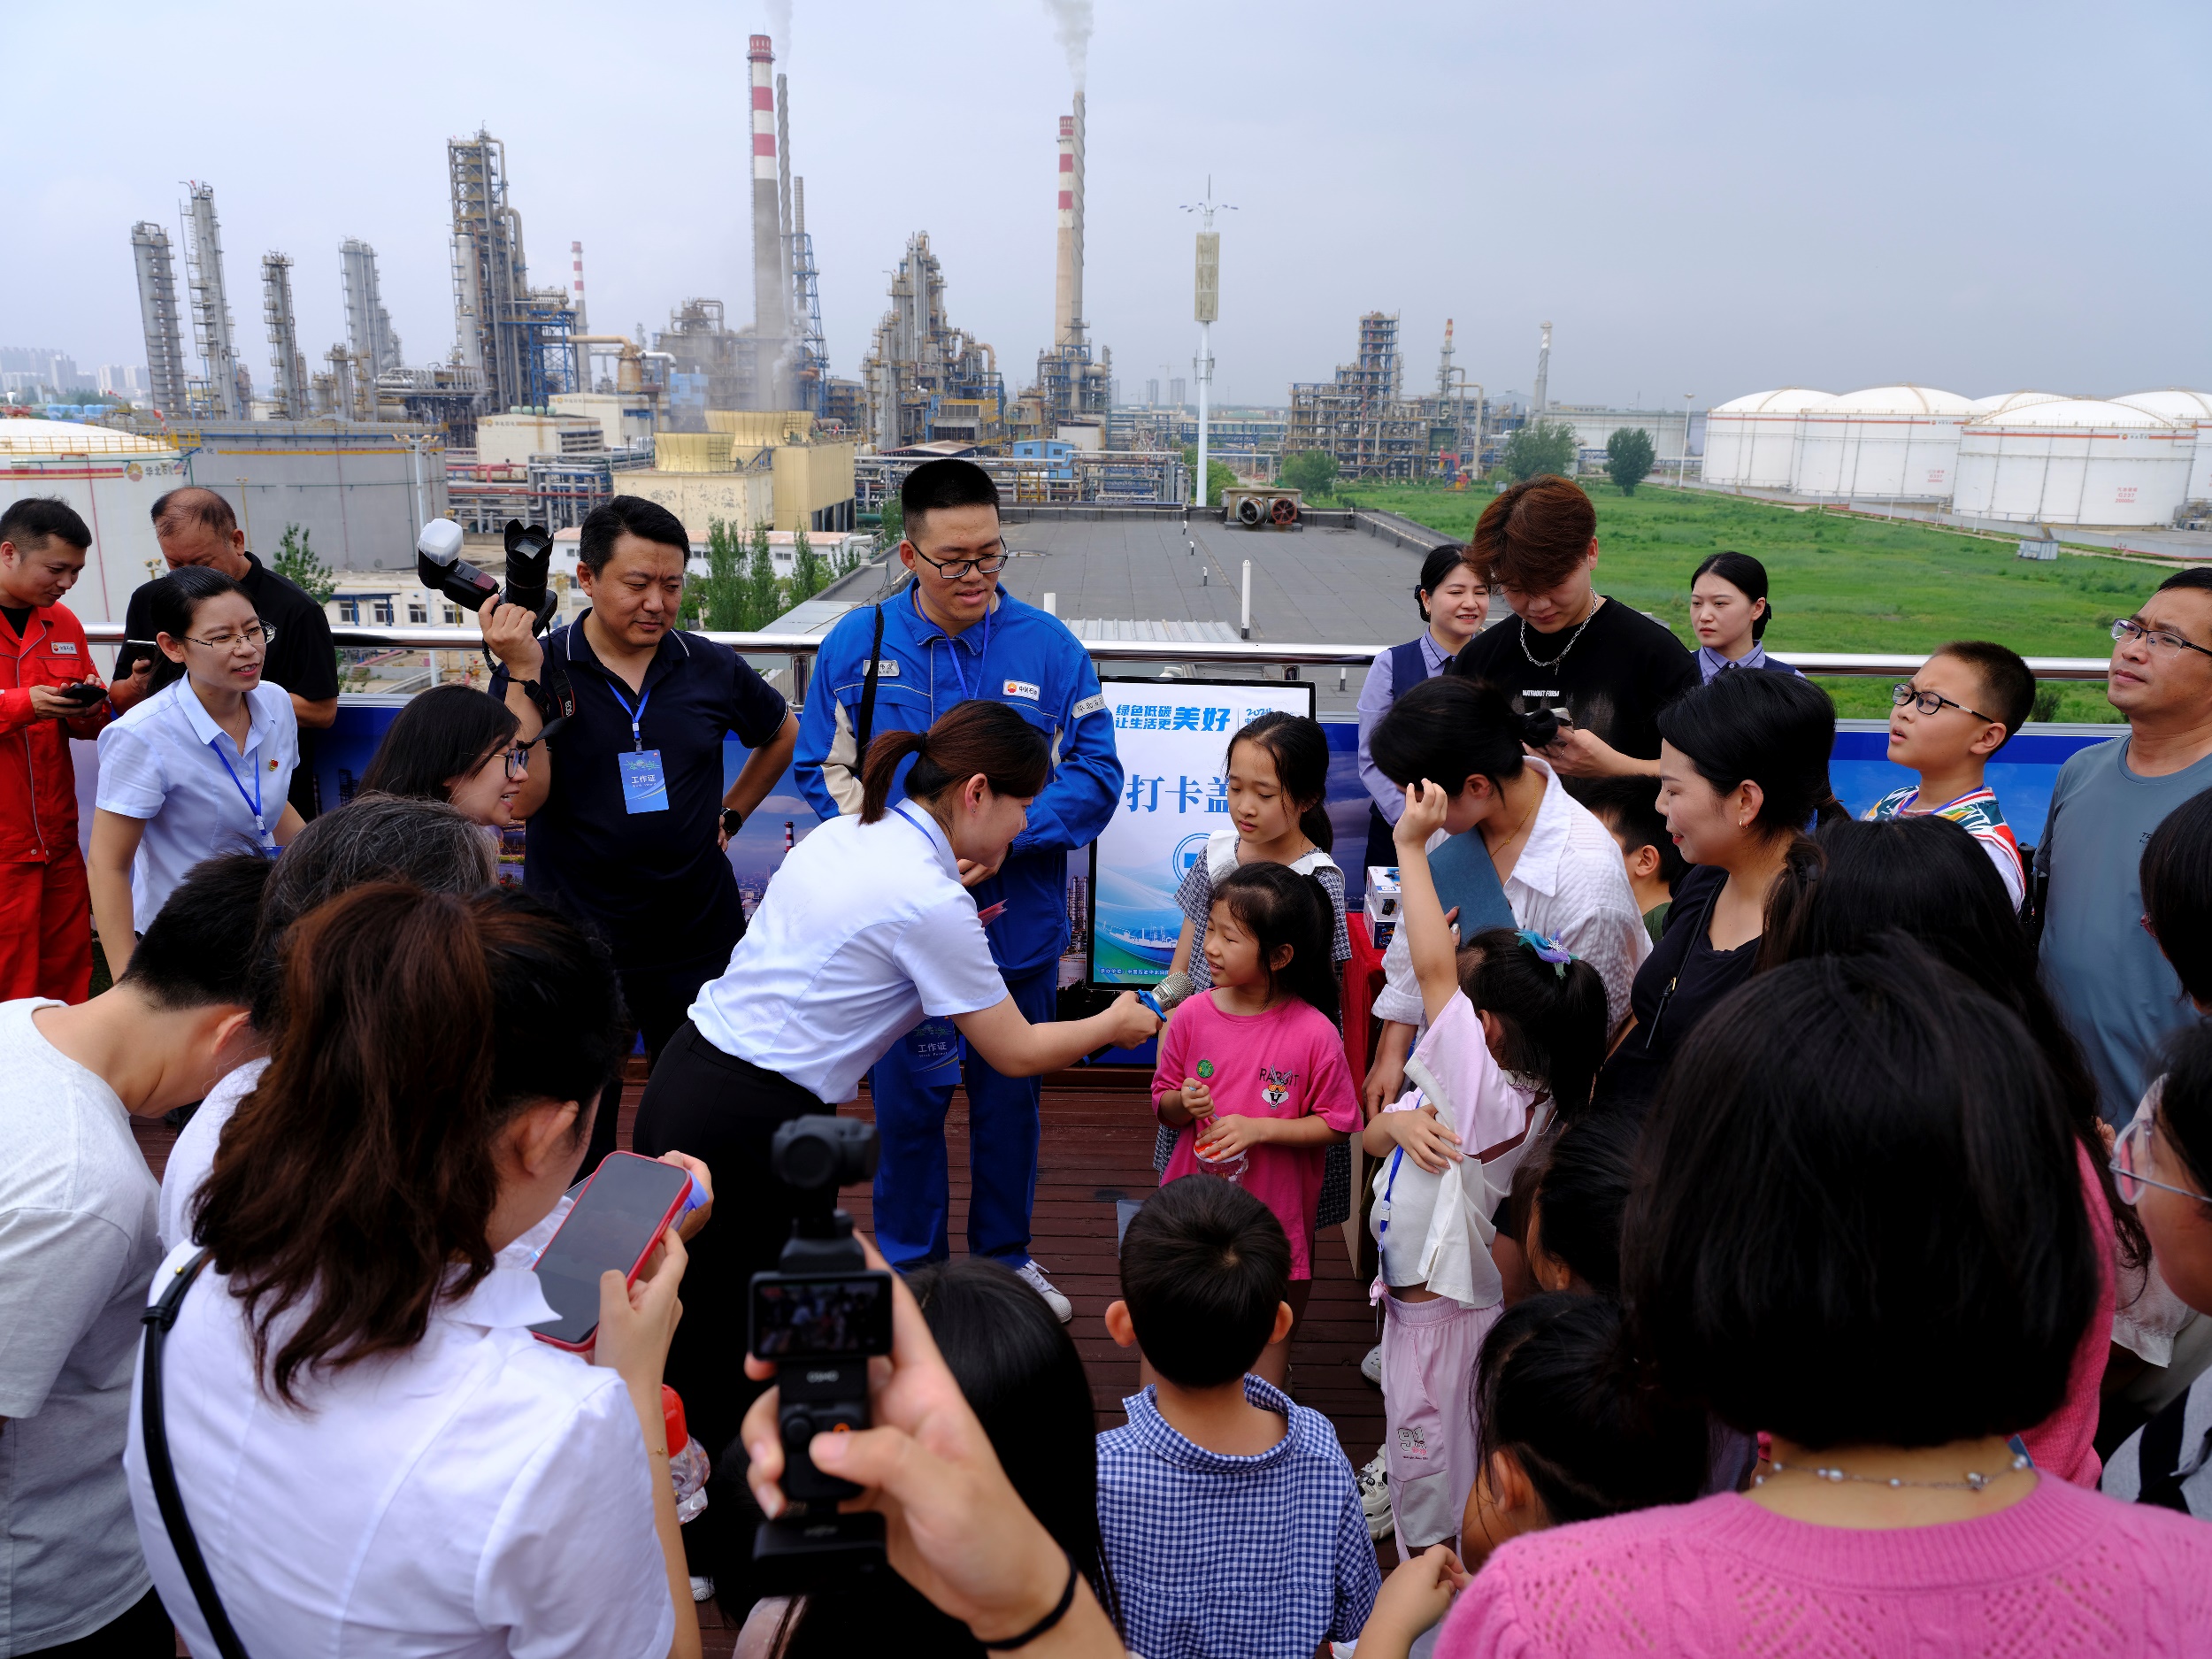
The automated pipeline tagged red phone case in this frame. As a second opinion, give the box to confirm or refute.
[530,1153,689,1353]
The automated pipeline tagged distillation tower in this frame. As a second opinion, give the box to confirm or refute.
[130,222,190,417]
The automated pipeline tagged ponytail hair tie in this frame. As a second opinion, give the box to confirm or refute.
[1516,928,1574,979]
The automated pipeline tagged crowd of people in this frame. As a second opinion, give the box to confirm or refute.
[4,461,2212,1658]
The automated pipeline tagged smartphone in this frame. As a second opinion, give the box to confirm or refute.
[530,1153,693,1352]
[52,681,107,706]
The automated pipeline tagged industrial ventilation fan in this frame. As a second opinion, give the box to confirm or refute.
[1227,488,1302,529]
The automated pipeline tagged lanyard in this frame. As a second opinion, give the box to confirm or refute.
[933,600,992,708]
[604,680,651,752]
[211,737,264,838]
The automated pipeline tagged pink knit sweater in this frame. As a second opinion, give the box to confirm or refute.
[1436,1478,2212,1657]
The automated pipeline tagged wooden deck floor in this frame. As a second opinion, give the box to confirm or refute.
[131,1068,1389,1655]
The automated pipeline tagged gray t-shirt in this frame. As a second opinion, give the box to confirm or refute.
[0,998,161,1651]
[2036,736,2212,1122]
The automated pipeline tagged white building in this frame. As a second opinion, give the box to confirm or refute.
[1952,398,2193,526]
[1702,388,1835,489]
[1789,385,1972,501]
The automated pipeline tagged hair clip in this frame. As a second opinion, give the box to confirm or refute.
[1516,928,1573,978]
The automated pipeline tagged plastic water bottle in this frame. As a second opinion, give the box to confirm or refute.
[662,1385,710,1524]
[1194,1124,1248,1184]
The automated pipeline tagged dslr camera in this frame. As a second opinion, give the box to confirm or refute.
[748,1117,893,1590]
[415,517,559,634]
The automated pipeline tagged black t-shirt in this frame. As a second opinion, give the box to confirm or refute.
[1593,863,1755,1110]
[118,552,341,818]
[490,616,788,972]
[0,606,29,640]
[1454,595,1699,762]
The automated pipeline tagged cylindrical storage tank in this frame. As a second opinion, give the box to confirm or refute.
[1789,385,1971,501]
[2111,389,2212,504]
[1702,388,1834,488]
[1967,390,2068,419]
[0,421,182,635]
[1952,399,2192,526]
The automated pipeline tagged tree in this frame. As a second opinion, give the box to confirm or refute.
[789,526,827,603]
[1279,449,1340,497]
[1180,446,1237,512]
[877,497,904,550]
[1501,419,1578,482]
[694,517,747,630]
[1604,426,1656,495]
[273,523,335,605]
[742,520,782,630]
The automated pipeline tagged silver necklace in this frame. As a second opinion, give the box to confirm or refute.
[1518,597,1601,669]
[1755,1451,2030,1493]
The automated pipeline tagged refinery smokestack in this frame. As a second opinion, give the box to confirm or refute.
[749,35,790,410]
[1054,92,1087,348]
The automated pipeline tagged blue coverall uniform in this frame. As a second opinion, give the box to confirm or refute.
[794,585,1123,1268]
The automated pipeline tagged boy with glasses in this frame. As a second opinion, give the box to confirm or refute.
[1865,640,2035,909]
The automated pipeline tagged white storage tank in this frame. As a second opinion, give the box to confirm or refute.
[2111,389,2212,504]
[1968,391,2068,419]
[1952,398,2193,526]
[1702,388,1834,488]
[1789,385,1971,501]
[0,420,182,629]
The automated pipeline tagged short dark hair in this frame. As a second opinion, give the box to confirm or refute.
[1655,668,1838,836]
[578,495,689,575]
[124,853,277,1009]
[2142,787,2212,1006]
[900,458,1000,541]
[2154,565,2212,599]
[151,485,237,539]
[1931,640,2035,741]
[1578,776,1687,895]
[1531,1107,1640,1294]
[1415,542,1481,621]
[1371,675,1550,800]
[1475,1294,1708,1525]
[1471,475,1594,592]
[1118,1176,1289,1388]
[2156,1021,2212,1197]
[359,685,520,803]
[1624,940,2099,1448]
[142,565,252,695]
[1692,551,1773,640]
[0,495,91,552]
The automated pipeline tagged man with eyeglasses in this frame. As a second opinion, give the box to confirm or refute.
[109,487,341,821]
[2037,566,2212,1124]
[792,458,1123,1322]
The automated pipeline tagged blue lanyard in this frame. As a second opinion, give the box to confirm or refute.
[932,599,992,708]
[604,680,651,751]
[211,736,265,838]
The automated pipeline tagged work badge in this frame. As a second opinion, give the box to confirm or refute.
[618,749,669,814]
[904,1016,963,1087]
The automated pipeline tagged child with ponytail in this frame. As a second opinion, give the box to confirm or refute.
[1152,861,1363,1384]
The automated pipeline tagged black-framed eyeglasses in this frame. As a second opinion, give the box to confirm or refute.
[2111,1114,2212,1208]
[1891,681,1994,721]
[503,734,545,780]
[908,541,1008,580]
[182,622,275,652]
[2113,617,2212,660]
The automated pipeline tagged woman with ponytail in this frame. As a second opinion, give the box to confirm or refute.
[124,883,709,1658]
[634,698,1158,1580]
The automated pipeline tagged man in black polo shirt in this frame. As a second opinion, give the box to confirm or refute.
[1451,473,1698,778]
[109,487,340,819]
[485,495,795,1171]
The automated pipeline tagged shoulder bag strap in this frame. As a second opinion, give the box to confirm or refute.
[139,1249,253,1659]
[853,603,887,767]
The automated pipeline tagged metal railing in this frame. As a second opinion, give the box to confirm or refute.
[74,621,2115,682]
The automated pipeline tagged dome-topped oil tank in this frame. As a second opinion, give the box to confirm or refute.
[1953,398,2192,526]
[1789,385,1972,501]
[1701,388,1835,489]
[2110,389,2212,504]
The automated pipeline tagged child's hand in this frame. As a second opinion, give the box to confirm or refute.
[1387,1102,1463,1173]
[1358,1545,1471,1657]
[1181,1077,1214,1119]
[1196,1111,1269,1159]
[1394,780,1451,849]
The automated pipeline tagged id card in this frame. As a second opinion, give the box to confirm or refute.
[904,1016,963,1087]
[618,749,670,814]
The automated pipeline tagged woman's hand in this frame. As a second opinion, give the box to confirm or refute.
[1196,1111,1271,1159]
[1381,1102,1463,1173]
[956,855,1003,889]
[1394,780,1451,849]
[741,1236,1121,1651]
[591,1225,686,1398]
[1357,1545,1471,1659]
[653,1151,714,1242]
[1102,990,1159,1051]
[1538,725,1651,780]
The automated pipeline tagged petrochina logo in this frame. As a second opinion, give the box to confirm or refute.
[126,464,143,481]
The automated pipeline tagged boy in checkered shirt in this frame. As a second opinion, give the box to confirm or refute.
[1099,1176,1380,1659]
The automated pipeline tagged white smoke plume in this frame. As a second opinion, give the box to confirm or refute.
[764,0,793,62]
[1041,0,1091,88]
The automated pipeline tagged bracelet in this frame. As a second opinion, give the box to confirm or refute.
[978,1552,1078,1652]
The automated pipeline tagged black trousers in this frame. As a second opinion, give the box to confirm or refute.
[1363,802,1397,886]
[631,1021,826,1601]
[28,1589,173,1657]
[580,951,732,1177]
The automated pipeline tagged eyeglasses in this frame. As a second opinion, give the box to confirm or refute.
[908,541,1008,580]
[503,735,543,780]
[2110,1113,2212,1208]
[183,622,275,652]
[2112,618,2212,660]
[1891,681,1994,721]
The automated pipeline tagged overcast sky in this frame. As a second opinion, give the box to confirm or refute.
[5,0,2207,412]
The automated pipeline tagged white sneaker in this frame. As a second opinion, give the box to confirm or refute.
[1360,1343,1384,1387]
[688,1576,714,1603]
[1357,1451,1394,1540]
[1013,1259,1073,1323]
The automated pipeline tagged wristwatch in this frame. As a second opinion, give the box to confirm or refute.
[720,808,744,840]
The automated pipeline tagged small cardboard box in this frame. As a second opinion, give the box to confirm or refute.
[1365,865,1402,919]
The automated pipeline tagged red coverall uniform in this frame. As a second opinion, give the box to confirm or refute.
[0,603,109,1002]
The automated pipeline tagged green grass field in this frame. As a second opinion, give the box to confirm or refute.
[1334,481,2165,721]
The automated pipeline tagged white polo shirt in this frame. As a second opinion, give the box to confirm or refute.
[125,1244,674,1659]
[690,806,1012,1102]
[96,679,297,926]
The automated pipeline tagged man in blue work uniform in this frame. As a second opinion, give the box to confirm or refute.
[795,458,1121,1320]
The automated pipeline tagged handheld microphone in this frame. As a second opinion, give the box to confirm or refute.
[1138,971,1196,1022]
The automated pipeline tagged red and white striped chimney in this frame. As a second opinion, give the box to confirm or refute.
[1053,96,1086,348]
[749,34,788,409]
[570,239,588,334]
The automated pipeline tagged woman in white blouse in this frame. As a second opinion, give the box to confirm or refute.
[91,568,301,972]
[126,882,707,1659]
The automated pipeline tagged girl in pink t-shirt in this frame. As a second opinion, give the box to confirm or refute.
[1153,861,1363,1385]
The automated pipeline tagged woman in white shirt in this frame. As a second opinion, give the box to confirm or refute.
[632,699,1156,1604]
[127,881,705,1659]
[91,568,302,973]
[1363,675,1650,1109]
